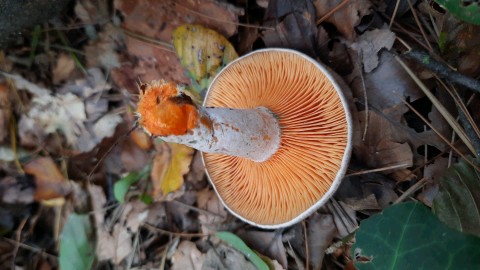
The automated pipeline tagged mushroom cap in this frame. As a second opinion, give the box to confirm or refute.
[202,49,353,228]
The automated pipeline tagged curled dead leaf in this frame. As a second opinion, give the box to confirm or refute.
[23,157,71,201]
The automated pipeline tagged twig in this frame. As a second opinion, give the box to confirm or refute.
[143,223,210,237]
[346,163,410,177]
[316,0,350,25]
[2,237,58,261]
[394,178,427,204]
[458,105,480,158]
[406,0,433,51]
[303,221,309,270]
[399,96,480,172]
[404,50,480,93]
[174,2,274,30]
[171,199,226,218]
[395,56,476,155]
[389,0,402,28]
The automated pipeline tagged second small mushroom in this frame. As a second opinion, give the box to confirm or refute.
[137,49,353,228]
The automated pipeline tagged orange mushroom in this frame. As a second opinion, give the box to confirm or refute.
[137,49,352,228]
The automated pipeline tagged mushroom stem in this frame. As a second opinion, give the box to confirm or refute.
[163,106,281,162]
[136,80,281,162]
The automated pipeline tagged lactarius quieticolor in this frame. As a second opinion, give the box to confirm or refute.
[137,49,353,228]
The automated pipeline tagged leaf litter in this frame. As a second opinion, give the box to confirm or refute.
[2,0,480,269]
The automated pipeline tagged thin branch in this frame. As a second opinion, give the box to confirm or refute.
[399,96,480,172]
[404,50,480,93]
[394,178,427,204]
[406,0,434,51]
[395,55,476,155]
[346,163,410,176]
[316,0,350,25]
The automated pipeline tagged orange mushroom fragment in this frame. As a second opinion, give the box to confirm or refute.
[137,81,198,136]
[136,49,352,228]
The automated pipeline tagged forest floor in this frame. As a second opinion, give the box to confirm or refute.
[0,0,480,269]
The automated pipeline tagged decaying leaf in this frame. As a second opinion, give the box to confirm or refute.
[0,82,12,142]
[351,28,396,73]
[202,242,258,270]
[7,70,121,152]
[307,213,336,270]
[151,142,194,198]
[433,158,480,237]
[113,0,243,91]
[171,241,205,270]
[237,229,288,269]
[23,156,72,201]
[313,0,372,40]
[173,24,238,93]
[196,188,228,234]
[262,0,318,56]
[52,53,76,84]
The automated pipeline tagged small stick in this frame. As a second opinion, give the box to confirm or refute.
[87,124,137,181]
[316,0,350,25]
[346,163,410,177]
[394,178,427,204]
[404,50,480,94]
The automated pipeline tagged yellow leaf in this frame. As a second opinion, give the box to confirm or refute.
[173,24,238,93]
[151,142,194,196]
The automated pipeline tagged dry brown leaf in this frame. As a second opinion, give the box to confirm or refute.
[171,241,205,270]
[9,71,121,152]
[196,188,228,234]
[237,229,288,269]
[307,213,336,270]
[0,176,35,204]
[120,139,150,172]
[113,0,243,89]
[0,82,12,142]
[23,157,71,201]
[313,0,371,40]
[262,0,318,56]
[349,51,423,120]
[91,183,148,264]
[343,193,381,211]
[354,110,445,169]
[130,129,153,150]
[84,24,122,71]
[202,242,257,270]
[52,53,76,84]
[351,28,396,73]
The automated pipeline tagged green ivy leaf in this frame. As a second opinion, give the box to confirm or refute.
[59,214,95,270]
[114,165,150,203]
[433,158,480,237]
[353,202,480,270]
[435,0,480,25]
[216,231,269,270]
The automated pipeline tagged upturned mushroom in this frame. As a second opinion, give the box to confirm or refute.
[136,49,353,228]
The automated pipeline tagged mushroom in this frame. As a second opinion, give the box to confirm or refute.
[137,48,353,228]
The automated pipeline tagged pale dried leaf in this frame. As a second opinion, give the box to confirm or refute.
[351,28,396,73]
[171,241,205,270]
[197,189,228,234]
[307,213,336,270]
[52,54,76,84]
[237,229,287,269]
[313,0,371,39]
[202,243,257,270]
